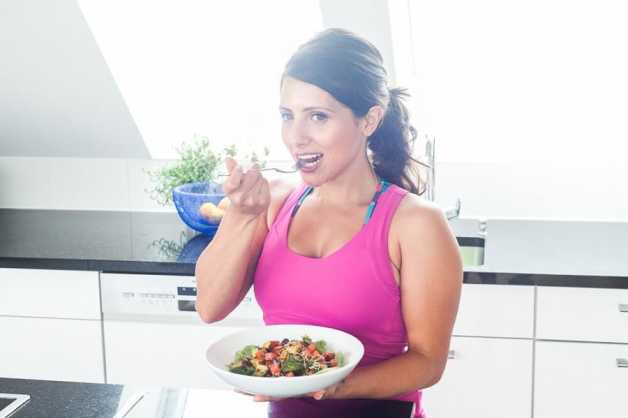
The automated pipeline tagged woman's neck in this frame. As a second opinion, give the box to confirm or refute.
[312,155,380,206]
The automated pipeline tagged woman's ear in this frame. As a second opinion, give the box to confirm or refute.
[361,105,385,137]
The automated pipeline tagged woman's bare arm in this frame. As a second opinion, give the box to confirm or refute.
[330,196,463,399]
[195,161,295,323]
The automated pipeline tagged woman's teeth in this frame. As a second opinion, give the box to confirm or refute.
[297,153,323,171]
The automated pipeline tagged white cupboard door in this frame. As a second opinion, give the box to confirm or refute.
[453,284,534,338]
[537,286,628,343]
[104,320,240,389]
[0,268,101,319]
[535,341,628,418]
[0,316,104,383]
[422,337,533,418]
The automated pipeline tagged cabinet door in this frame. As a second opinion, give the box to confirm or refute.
[453,284,534,338]
[104,320,241,389]
[422,337,533,418]
[0,268,100,319]
[0,316,104,383]
[535,341,628,418]
[537,286,628,343]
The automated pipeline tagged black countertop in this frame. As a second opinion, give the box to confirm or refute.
[0,377,264,418]
[1,209,627,289]
[0,209,206,275]
[0,378,416,418]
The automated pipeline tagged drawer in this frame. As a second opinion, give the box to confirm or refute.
[453,284,534,338]
[0,268,100,319]
[0,316,104,383]
[537,286,628,343]
[535,340,628,418]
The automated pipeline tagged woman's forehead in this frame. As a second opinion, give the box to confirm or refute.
[279,77,340,111]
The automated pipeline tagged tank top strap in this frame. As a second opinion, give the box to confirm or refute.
[270,183,310,233]
[363,184,408,250]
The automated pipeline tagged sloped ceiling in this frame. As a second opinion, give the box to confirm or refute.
[0,0,149,158]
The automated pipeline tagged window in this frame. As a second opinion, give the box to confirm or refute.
[390,0,628,163]
[78,1,323,160]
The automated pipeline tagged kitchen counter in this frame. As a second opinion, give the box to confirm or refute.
[0,378,415,418]
[1,209,627,289]
[0,377,264,418]
[0,209,201,275]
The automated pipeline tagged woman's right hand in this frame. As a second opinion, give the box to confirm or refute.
[221,157,271,220]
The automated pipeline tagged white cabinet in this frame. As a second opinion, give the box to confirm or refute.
[0,316,104,383]
[535,286,628,418]
[424,285,534,418]
[534,341,628,418]
[100,272,263,388]
[104,320,240,389]
[0,268,104,383]
[0,268,100,319]
[453,284,534,338]
[423,336,533,418]
[537,286,628,343]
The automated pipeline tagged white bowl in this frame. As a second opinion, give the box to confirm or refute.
[205,324,364,397]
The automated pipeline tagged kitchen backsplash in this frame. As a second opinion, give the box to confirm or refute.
[0,156,627,222]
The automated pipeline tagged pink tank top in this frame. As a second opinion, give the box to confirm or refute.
[254,182,424,418]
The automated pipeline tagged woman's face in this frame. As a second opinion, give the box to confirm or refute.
[279,76,368,186]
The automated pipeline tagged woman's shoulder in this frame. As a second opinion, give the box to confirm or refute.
[266,178,300,230]
[390,191,450,241]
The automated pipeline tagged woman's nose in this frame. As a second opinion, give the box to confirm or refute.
[284,121,311,147]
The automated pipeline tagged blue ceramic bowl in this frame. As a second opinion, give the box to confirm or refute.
[172,182,225,237]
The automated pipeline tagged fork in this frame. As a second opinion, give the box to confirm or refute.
[216,161,302,177]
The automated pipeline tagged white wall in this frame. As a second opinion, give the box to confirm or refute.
[1,1,625,222]
[1,156,626,222]
[0,0,148,158]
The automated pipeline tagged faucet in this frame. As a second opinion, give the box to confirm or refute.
[423,135,461,220]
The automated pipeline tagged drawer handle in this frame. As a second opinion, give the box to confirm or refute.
[618,359,628,368]
[619,304,628,313]
[448,350,456,360]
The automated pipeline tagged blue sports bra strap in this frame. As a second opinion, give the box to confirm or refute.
[290,186,314,219]
[363,179,389,224]
[292,181,389,223]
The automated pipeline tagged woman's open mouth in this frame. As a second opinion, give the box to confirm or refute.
[296,153,323,173]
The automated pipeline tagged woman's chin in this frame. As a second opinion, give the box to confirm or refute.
[299,172,326,187]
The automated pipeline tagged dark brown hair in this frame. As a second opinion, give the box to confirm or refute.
[283,28,426,194]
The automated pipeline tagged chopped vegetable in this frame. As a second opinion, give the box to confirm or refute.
[227,335,344,377]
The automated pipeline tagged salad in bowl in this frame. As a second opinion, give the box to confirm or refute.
[205,324,364,397]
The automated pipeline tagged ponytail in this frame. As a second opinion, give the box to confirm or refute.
[367,88,426,195]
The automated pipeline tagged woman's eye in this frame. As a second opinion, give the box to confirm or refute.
[311,112,328,122]
[280,112,292,121]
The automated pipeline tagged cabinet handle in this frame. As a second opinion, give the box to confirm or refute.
[618,359,628,368]
[448,350,456,359]
[619,304,628,313]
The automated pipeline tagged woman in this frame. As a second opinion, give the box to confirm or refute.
[195,28,462,418]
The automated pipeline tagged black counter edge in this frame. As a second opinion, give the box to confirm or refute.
[0,258,195,276]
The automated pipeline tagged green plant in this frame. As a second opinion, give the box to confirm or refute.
[144,135,269,206]
[148,232,188,261]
